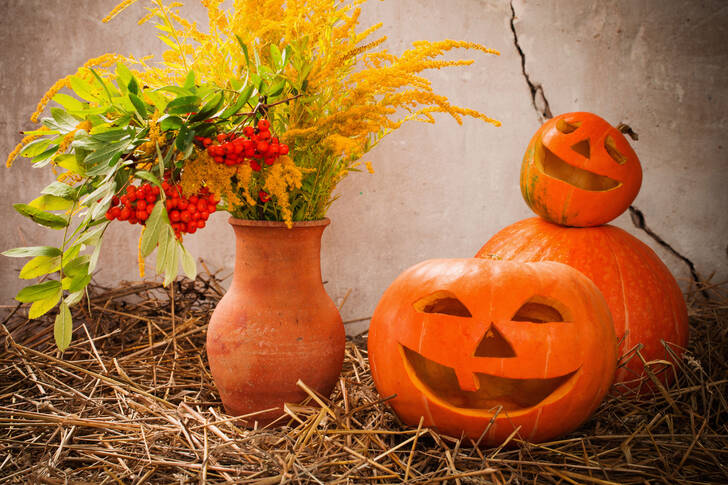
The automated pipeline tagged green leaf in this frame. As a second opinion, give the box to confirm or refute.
[41,181,78,200]
[175,124,193,151]
[54,302,73,351]
[144,91,169,112]
[65,290,84,307]
[69,76,102,102]
[19,246,81,280]
[22,128,60,136]
[116,63,133,90]
[30,144,60,167]
[221,85,254,119]
[16,280,61,303]
[135,170,162,188]
[51,108,80,132]
[73,224,106,247]
[157,85,193,97]
[29,194,75,211]
[267,79,286,98]
[128,76,140,95]
[82,181,114,207]
[163,238,179,287]
[63,255,90,278]
[111,95,135,113]
[236,35,251,70]
[52,93,86,111]
[140,201,168,257]
[29,288,62,319]
[88,68,115,104]
[166,96,201,115]
[91,192,115,220]
[20,138,52,158]
[2,246,62,258]
[13,204,68,229]
[90,128,129,142]
[19,255,62,279]
[88,239,103,273]
[181,245,197,280]
[24,245,80,281]
[57,154,85,175]
[160,115,184,131]
[62,274,91,293]
[190,92,224,122]
[155,144,167,187]
[270,44,283,70]
[155,227,171,274]
[183,71,195,90]
[82,140,130,174]
[129,92,148,119]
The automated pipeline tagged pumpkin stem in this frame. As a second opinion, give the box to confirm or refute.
[617,123,639,141]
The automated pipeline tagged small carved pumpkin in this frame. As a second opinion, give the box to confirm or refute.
[521,112,642,227]
[368,258,616,446]
[476,217,689,389]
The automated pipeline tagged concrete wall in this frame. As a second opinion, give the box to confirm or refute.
[2,0,727,332]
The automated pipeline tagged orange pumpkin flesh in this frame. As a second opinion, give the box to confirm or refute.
[521,112,642,227]
[476,217,689,388]
[368,258,616,446]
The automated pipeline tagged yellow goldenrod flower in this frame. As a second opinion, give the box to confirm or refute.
[138,226,146,278]
[103,0,141,23]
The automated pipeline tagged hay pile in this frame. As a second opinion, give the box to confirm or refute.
[0,271,726,484]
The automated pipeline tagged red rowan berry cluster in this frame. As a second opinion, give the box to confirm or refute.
[105,181,219,240]
[105,183,160,224]
[196,119,289,172]
[163,182,219,239]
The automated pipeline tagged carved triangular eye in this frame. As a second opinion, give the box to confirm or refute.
[556,119,581,134]
[604,135,627,164]
[571,139,590,159]
[413,291,472,317]
[474,326,516,357]
[512,297,566,323]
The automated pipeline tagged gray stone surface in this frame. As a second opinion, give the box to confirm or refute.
[1,0,726,333]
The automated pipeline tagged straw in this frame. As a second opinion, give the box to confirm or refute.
[0,273,726,483]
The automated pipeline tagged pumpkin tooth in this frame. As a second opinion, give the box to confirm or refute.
[401,344,577,412]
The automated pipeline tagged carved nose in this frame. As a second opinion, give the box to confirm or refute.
[454,324,516,392]
[474,323,516,358]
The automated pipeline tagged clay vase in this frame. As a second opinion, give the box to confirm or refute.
[206,218,345,425]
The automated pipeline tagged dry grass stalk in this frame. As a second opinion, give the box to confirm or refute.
[0,272,726,483]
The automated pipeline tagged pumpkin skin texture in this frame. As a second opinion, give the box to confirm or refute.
[368,258,616,446]
[476,217,689,388]
[521,112,642,227]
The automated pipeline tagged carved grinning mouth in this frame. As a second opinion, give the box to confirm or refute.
[401,345,578,413]
[539,143,621,192]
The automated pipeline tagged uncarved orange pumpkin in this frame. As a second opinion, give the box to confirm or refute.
[521,112,642,227]
[476,217,689,389]
[368,258,616,446]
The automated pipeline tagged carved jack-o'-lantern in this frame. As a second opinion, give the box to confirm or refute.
[368,258,617,446]
[521,112,642,227]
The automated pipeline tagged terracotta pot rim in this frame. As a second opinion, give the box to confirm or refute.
[227,217,330,228]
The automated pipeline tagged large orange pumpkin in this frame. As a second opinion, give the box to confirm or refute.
[368,258,616,446]
[476,217,689,388]
[521,112,642,227]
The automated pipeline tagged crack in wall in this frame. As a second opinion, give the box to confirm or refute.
[508,2,707,298]
[509,0,552,123]
[628,206,709,298]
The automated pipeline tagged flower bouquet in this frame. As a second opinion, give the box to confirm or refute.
[4,0,500,350]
